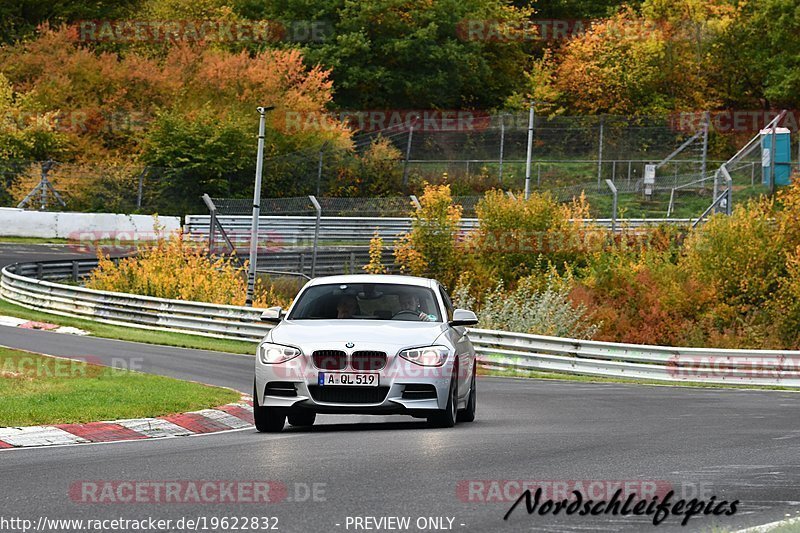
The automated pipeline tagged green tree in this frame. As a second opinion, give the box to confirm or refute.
[260,0,531,110]
[712,0,800,109]
[142,108,253,214]
[0,0,141,44]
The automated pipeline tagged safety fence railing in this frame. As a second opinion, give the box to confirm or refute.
[1,260,272,341]
[3,259,799,388]
[184,215,694,246]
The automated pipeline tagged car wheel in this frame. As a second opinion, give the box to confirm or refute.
[428,374,457,428]
[457,368,476,423]
[287,411,316,427]
[253,383,285,433]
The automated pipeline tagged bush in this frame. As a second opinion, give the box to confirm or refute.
[681,198,785,314]
[363,232,389,274]
[465,189,597,282]
[394,184,464,289]
[86,230,291,308]
[454,275,598,339]
[328,137,403,197]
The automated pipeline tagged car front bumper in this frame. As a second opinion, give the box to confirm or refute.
[255,351,455,415]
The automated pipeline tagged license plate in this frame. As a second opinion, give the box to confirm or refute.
[318,372,379,387]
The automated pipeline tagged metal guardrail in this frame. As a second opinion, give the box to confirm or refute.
[3,259,799,388]
[469,329,800,388]
[1,260,273,341]
[184,215,694,245]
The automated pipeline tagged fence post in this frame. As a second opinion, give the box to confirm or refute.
[725,172,733,216]
[700,112,709,189]
[409,195,421,210]
[402,123,414,190]
[770,120,778,196]
[524,102,535,199]
[597,116,604,192]
[605,179,618,232]
[627,160,632,186]
[498,115,505,182]
[309,195,321,278]
[136,167,146,210]
[202,193,241,263]
[202,194,218,254]
[316,147,324,197]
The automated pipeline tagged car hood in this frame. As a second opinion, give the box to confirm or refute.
[268,319,448,350]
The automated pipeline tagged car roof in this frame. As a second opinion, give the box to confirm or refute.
[305,274,436,289]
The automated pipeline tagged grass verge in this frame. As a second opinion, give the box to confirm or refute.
[0,346,240,426]
[0,298,256,355]
[0,237,72,244]
[478,364,798,391]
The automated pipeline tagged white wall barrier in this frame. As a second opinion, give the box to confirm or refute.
[0,208,180,240]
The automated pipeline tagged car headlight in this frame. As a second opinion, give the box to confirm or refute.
[399,345,449,367]
[259,343,302,364]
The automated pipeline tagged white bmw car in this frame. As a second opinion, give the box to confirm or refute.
[253,274,479,432]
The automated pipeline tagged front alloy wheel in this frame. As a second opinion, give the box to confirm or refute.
[428,375,457,428]
[457,368,476,423]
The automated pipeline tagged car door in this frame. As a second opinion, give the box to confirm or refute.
[439,285,473,399]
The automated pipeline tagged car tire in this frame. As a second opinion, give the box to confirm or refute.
[428,374,457,428]
[253,384,286,433]
[457,368,476,423]
[287,411,316,427]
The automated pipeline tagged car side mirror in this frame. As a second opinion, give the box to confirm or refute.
[260,306,284,324]
[449,308,478,327]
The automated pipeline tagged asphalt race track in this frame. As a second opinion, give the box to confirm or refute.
[1,245,800,532]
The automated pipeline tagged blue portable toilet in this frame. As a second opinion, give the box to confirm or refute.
[761,127,792,186]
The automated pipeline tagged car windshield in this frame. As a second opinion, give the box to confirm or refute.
[288,283,441,322]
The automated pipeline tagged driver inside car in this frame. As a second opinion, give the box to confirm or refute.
[396,293,431,321]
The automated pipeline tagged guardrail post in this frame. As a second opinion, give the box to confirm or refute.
[308,195,321,278]
[36,263,43,279]
[350,251,356,274]
[71,261,79,282]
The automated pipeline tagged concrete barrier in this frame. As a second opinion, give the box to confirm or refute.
[0,208,180,240]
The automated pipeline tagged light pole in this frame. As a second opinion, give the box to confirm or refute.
[246,105,274,306]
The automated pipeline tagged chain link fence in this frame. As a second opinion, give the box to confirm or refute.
[2,113,791,218]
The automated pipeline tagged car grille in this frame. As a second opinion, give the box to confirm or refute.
[308,385,390,404]
[313,350,347,370]
[350,351,387,371]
